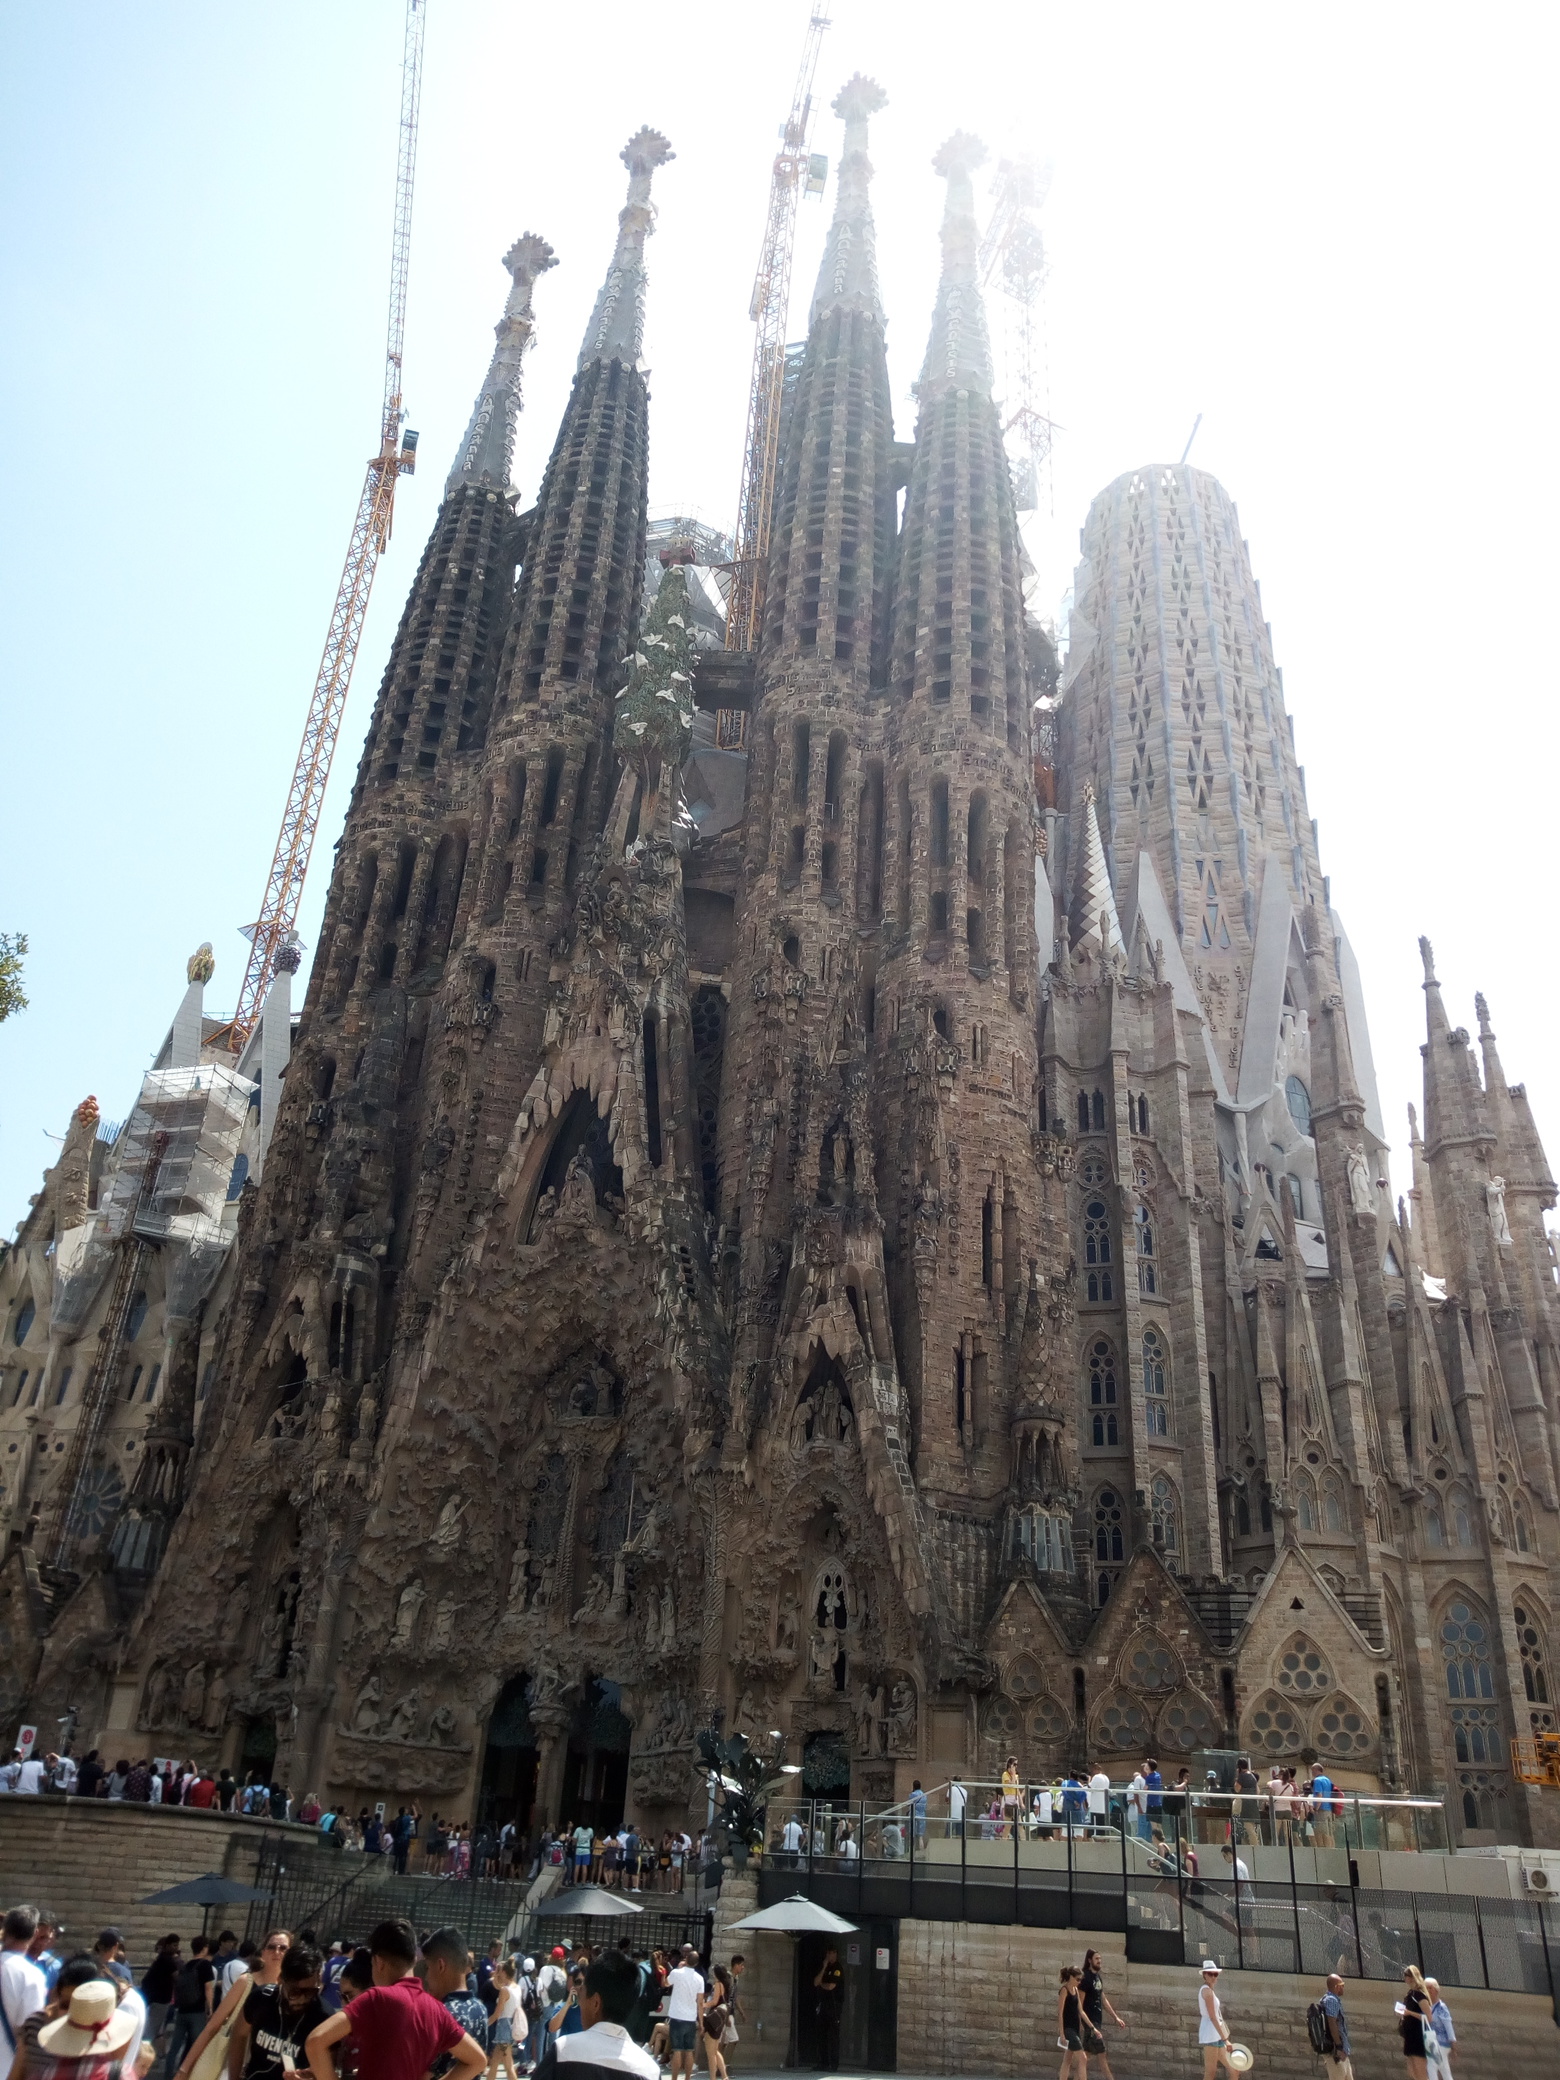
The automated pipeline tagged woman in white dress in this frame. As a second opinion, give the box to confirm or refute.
[1197,1961,1238,2080]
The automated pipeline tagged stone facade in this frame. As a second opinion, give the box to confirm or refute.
[2,87,1558,1853]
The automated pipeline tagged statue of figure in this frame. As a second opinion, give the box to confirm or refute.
[818,1379,842,1442]
[390,1577,426,1650]
[733,1689,757,1738]
[809,1631,834,1684]
[142,1664,171,1731]
[623,1503,661,1560]
[427,1703,458,1747]
[257,1604,284,1674]
[775,1594,799,1656]
[913,1176,941,1255]
[385,1689,421,1741]
[573,1572,610,1625]
[508,1543,531,1610]
[790,1398,812,1452]
[537,1555,559,1609]
[203,1668,231,1735]
[608,1548,629,1617]
[658,1579,677,1650]
[432,1496,469,1553]
[1487,1175,1513,1246]
[180,1662,206,1728]
[350,1674,384,1736]
[1346,1144,1374,1216]
[853,1683,880,1756]
[429,1595,457,1654]
[887,1679,917,1755]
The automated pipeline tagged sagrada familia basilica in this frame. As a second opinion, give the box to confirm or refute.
[3,83,1557,1846]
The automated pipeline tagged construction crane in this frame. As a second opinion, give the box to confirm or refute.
[724,5,831,654]
[220,0,427,1048]
[979,157,1057,516]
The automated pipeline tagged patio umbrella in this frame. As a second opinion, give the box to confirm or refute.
[533,1885,644,1917]
[730,1896,858,2066]
[138,1873,272,1937]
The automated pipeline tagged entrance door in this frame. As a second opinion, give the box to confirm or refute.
[559,1677,631,1831]
[478,1675,540,1836]
[794,1933,844,2071]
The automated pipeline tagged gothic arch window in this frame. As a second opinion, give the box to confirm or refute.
[1078,1091,1090,1133]
[1295,1472,1317,1532]
[1425,1497,1446,1547]
[1446,1486,1475,1547]
[1095,1694,1150,1751]
[1094,1486,1124,1566]
[982,1694,1024,1747]
[1320,1473,1346,1533]
[1092,1089,1107,1131]
[1135,1206,1157,1294]
[1515,1501,1535,1553]
[1006,1653,1046,1699]
[1247,1690,1303,1757]
[1134,1093,1150,1135]
[1285,1076,1312,1134]
[1030,1693,1070,1744]
[1084,1196,1114,1304]
[1142,1331,1169,1434]
[1089,1340,1119,1447]
[1161,1691,1218,1752]
[1516,1603,1549,1705]
[1125,1632,1178,1691]
[11,1297,35,1346]
[1150,1474,1180,1555]
[125,1291,149,1344]
[1442,1600,1495,1699]
[814,1564,851,1633]
[1315,1693,1374,1757]
[1276,1635,1331,1696]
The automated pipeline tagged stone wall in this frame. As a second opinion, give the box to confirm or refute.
[0,1799,339,1963]
[897,1922,1556,2080]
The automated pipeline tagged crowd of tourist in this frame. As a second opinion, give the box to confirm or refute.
[1,1904,749,2080]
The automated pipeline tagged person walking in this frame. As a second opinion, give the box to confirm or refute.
[1424,1980,1455,2073]
[21,1977,139,2080]
[139,1937,183,2057]
[1,1907,49,2065]
[227,1945,327,2080]
[486,1962,521,2080]
[1079,1950,1125,2080]
[1056,1965,1088,2080]
[526,1952,658,2080]
[304,1918,484,2080]
[1197,1962,1238,2080]
[948,1776,967,1839]
[1316,1972,1353,2078]
[1396,1966,1431,2080]
[1127,1768,1149,1843]
[699,1967,731,2080]
[170,1931,290,2080]
[1087,1765,1111,1837]
[665,1947,705,2080]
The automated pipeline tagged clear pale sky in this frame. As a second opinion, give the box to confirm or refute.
[2,0,1555,1236]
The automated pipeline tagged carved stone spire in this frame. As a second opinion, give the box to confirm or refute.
[920,132,994,396]
[810,75,887,326]
[445,234,557,496]
[1071,787,1124,957]
[579,128,674,370]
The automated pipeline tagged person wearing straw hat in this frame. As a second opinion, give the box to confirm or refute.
[29,1979,139,2080]
[1196,1962,1243,2080]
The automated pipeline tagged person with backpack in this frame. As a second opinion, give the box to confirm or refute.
[162,1938,215,2080]
[1309,1973,1352,2077]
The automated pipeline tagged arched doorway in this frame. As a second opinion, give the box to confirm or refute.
[561,1677,631,1830]
[478,1675,540,1836]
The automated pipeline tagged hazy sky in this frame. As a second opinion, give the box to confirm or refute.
[3,0,1556,1235]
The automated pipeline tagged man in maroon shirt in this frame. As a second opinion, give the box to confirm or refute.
[186,1770,218,1810]
[305,1919,484,2080]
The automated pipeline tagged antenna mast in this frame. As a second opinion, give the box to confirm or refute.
[221,0,427,1047]
[725,5,831,654]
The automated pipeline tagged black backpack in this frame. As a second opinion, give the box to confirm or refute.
[1306,2000,1331,2057]
[175,1960,209,2011]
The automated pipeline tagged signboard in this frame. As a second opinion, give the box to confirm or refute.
[16,1726,38,1760]
[875,1949,890,1971]
[845,1944,861,1966]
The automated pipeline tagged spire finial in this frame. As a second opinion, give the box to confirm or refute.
[1475,990,1492,1036]
[579,129,674,370]
[186,942,215,986]
[920,131,994,395]
[1070,788,1123,959]
[446,233,557,496]
[810,76,887,325]
[1418,934,1438,987]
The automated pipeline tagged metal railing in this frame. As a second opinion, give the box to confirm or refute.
[758,1787,1557,2003]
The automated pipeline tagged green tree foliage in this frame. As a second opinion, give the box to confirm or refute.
[0,933,27,1024]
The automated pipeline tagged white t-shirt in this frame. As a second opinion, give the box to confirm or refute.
[838,1835,859,1861]
[781,1819,804,1852]
[667,1966,705,2022]
[1088,1772,1110,1814]
[1,1951,48,2047]
[1034,1788,1054,1824]
[948,1782,967,1819]
[221,1957,250,1993]
[536,1964,568,2006]
[1128,1773,1147,1816]
[11,1760,45,1795]
[117,1988,147,2073]
[551,2022,660,2079]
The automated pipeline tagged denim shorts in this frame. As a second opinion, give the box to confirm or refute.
[669,2021,698,2052]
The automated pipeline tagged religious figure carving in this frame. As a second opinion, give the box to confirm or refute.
[809,1630,835,1683]
[427,1702,458,1746]
[432,1496,470,1552]
[853,1682,884,1756]
[429,1595,457,1654]
[733,1689,757,1738]
[775,1594,800,1656]
[202,1669,231,1735]
[142,1664,171,1731]
[350,1674,384,1736]
[1346,1144,1374,1216]
[180,1662,206,1728]
[1487,1176,1513,1246]
[385,1688,421,1741]
[391,1577,426,1649]
[790,1398,813,1452]
[574,1572,610,1625]
[507,1544,531,1610]
[887,1679,917,1755]
[257,1604,284,1675]
[658,1579,677,1650]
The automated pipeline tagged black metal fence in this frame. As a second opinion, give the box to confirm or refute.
[242,1837,711,1959]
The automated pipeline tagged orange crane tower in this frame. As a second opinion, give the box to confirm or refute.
[221,0,427,1047]
[725,5,831,654]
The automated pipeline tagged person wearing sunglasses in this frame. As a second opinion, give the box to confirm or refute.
[230,1947,327,2080]
[171,1934,290,2080]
